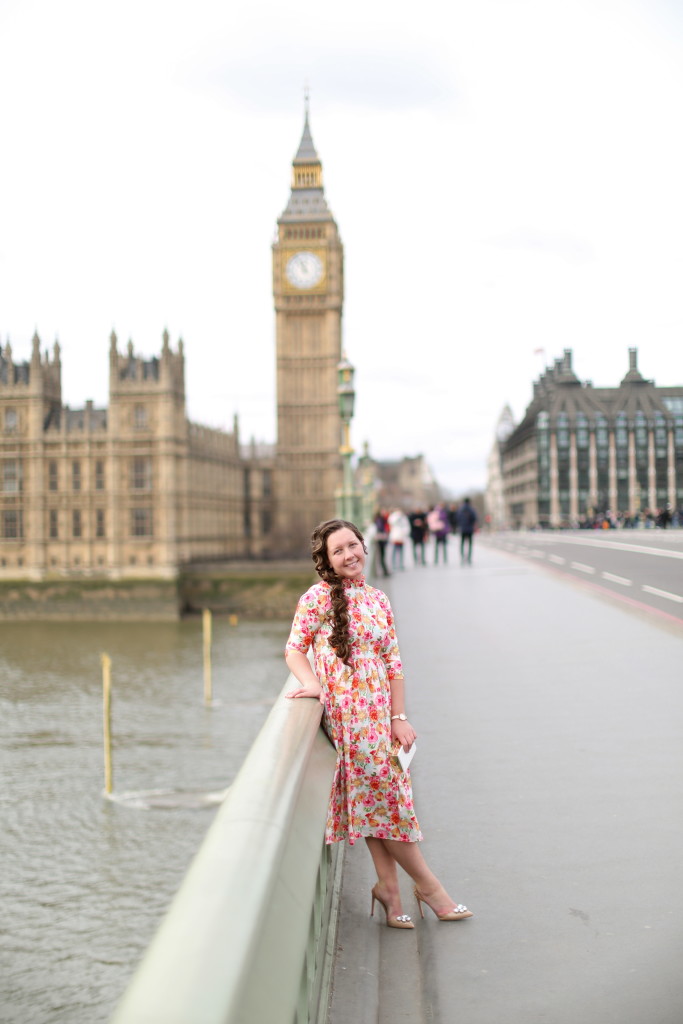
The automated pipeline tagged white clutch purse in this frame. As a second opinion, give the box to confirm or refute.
[390,741,416,773]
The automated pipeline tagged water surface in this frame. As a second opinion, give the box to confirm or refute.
[0,617,289,1024]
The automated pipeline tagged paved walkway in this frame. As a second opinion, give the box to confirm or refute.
[328,539,683,1024]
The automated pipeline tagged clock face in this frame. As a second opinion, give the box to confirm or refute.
[285,250,324,289]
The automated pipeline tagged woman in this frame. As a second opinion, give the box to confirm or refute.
[388,507,410,570]
[427,503,450,565]
[285,518,472,929]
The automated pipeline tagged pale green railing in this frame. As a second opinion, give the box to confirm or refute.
[111,678,342,1024]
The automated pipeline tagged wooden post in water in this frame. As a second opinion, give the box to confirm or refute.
[203,608,212,705]
[101,653,113,795]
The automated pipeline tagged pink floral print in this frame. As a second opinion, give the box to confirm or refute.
[286,576,422,846]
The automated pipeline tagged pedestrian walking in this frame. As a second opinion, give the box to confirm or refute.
[373,509,391,577]
[409,509,427,566]
[457,498,478,564]
[388,508,410,570]
[427,503,450,565]
[285,519,473,928]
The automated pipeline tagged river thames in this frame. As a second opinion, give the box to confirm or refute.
[0,617,290,1024]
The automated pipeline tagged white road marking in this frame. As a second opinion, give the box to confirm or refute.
[641,585,683,604]
[549,555,566,565]
[571,561,596,574]
[529,549,545,558]
[600,572,632,587]
[496,533,683,561]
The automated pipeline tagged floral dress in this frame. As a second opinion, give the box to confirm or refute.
[285,576,422,846]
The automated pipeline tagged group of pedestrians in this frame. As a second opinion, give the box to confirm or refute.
[373,499,478,573]
[578,507,683,530]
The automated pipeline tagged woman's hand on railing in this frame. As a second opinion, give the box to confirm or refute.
[284,649,324,704]
[285,681,324,704]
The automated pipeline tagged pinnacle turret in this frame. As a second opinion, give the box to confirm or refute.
[280,104,331,222]
[293,110,319,165]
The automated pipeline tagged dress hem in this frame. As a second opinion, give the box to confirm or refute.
[326,830,423,847]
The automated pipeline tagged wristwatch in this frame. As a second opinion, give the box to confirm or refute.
[391,713,407,721]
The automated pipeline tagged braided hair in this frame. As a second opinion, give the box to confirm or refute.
[311,519,367,667]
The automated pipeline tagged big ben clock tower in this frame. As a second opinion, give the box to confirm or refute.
[272,105,344,556]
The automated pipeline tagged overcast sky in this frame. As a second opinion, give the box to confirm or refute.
[1,0,682,496]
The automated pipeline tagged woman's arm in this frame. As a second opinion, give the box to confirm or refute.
[284,586,325,703]
[389,675,417,751]
[285,649,324,702]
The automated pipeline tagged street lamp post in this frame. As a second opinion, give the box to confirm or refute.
[357,441,377,530]
[336,355,357,522]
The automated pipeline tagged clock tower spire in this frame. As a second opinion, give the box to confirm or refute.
[272,106,344,555]
[282,105,330,219]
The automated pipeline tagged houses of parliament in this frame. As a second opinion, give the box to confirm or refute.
[0,111,345,578]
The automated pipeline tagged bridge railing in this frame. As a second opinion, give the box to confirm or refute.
[111,678,341,1024]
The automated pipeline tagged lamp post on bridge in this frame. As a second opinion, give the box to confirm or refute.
[336,355,358,522]
[357,441,377,530]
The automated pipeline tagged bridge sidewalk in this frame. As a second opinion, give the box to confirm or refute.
[327,540,683,1024]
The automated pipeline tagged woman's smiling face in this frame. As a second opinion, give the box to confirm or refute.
[326,527,366,580]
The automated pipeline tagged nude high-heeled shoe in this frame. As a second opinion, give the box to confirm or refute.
[414,886,473,921]
[371,886,415,929]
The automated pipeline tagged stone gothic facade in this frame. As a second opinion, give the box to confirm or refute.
[0,330,277,578]
[0,110,343,579]
[494,349,683,529]
[272,107,344,555]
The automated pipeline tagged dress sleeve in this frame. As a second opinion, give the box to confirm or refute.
[378,592,403,679]
[285,585,326,656]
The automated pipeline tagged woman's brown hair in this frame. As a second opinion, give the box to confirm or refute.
[311,519,367,666]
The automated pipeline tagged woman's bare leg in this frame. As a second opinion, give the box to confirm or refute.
[365,837,410,918]
[380,839,461,916]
